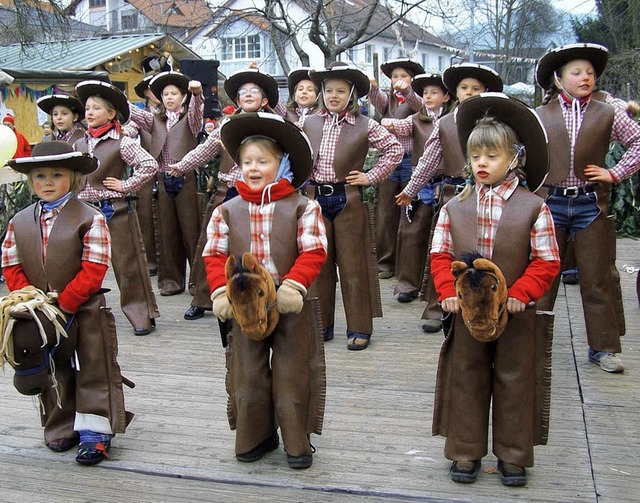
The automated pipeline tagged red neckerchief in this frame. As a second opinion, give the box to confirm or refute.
[395,91,405,104]
[88,120,120,138]
[560,92,590,106]
[236,178,295,204]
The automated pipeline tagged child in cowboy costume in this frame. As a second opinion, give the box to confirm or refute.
[284,67,321,122]
[36,94,86,145]
[167,68,283,321]
[203,113,327,469]
[396,63,503,334]
[369,58,425,279]
[430,93,560,486]
[299,62,403,350]
[74,80,159,336]
[535,43,640,373]
[2,141,133,465]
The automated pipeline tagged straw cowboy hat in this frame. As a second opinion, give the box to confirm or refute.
[455,92,549,192]
[535,43,609,90]
[220,112,312,189]
[224,68,280,109]
[36,94,85,121]
[443,63,504,96]
[75,80,130,123]
[7,140,99,175]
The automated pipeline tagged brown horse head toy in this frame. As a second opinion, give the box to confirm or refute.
[452,253,508,342]
[225,253,279,341]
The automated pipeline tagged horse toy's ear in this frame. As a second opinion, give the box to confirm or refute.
[225,255,238,281]
[472,258,508,301]
[451,261,468,277]
[241,252,259,273]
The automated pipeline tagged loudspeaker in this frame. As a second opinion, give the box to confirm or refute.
[180,59,221,118]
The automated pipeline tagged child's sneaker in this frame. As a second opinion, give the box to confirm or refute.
[76,430,113,466]
[588,348,624,373]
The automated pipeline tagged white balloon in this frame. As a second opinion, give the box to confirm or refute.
[0,124,18,164]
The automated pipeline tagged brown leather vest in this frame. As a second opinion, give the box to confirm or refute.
[303,114,370,179]
[145,114,197,162]
[383,94,414,119]
[12,198,98,293]
[536,99,614,185]
[285,109,300,123]
[218,149,235,176]
[439,113,466,177]
[75,136,126,191]
[411,114,436,165]
[447,187,543,286]
[220,194,308,277]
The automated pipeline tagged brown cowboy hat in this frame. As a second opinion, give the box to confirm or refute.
[411,73,448,95]
[223,69,280,109]
[7,141,99,175]
[36,94,85,121]
[149,71,190,100]
[535,43,609,90]
[220,113,312,189]
[380,58,424,78]
[75,80,130,123]
[287,67,316,97]
[134,74,155,99]
[443,63,503,96]
[456,92,549,192]
[309,62,370,98]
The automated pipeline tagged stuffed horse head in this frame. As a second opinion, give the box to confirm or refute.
[0,288,78,396]
[225,253,279,341]
[451,253,508,342]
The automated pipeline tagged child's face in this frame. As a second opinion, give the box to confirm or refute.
[391,68,413,87]
[162,84,185,112]
[558,59,596,99]
[42,123,52,135]
[240,142,280,190]
[51,105,78,132]
[204,122,216,134]
[237,83,268,112]
[84,97,116,128]
[323,79,352,113]
[422,85,449,112]
[456,78,487,103]
[469,146,513,186]
[31,167,73,202]
[294,79,318,108]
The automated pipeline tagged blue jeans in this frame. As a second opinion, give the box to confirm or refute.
[388,154,412,183]
[316,191,348,221]
[546,192,600,237]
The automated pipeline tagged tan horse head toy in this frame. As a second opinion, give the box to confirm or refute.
[451,253,508,342]
[225,253,279,341]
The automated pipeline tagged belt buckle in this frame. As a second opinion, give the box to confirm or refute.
[318,184,334,196]
[564,186,578,197]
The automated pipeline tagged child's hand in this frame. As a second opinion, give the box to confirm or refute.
[393,80,411,94]
[441,297,460,313]
[167,165,182,177]
[584,164,614,183]
[507,297,526,314]
[211,287,233,321]
[395,191,412,206]
[102,177,124,192]
[188,80,203,95]
[369,77,378,90]
[346,170,369,186]
[248,61,259,69]
[276,279,307,314]
[381,118,395,132]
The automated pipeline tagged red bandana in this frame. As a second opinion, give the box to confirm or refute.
[88,120,120,138]
[395,91,405,104]
[236,178,295,203]
[560,92,590,105]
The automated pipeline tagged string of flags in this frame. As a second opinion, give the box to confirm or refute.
[0,84,63,102]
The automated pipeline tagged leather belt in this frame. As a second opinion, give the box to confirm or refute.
[545,185,596,197]
[314,183,345,196]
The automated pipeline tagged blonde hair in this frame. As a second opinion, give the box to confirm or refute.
[237,137,283,163]
[458,115,527,200]
[27,168,84,195]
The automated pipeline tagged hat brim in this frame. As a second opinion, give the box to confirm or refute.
[75,80,130,123]
[411,73,447,95]
[456,93,549,192]
[134,75,155,99]
[220,113,312,189]
[36,95,85,120]
[535,44,609,90]
[224,70,279,109]
[309,66,370,98]
[149,71,190,100]
[7,151,99,175]
[381,59,424,78]
[443,65,504,96]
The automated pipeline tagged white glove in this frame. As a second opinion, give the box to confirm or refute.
[276,279,307,314]
[210,287,233,321]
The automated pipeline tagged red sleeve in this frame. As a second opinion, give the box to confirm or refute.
[508,257,561,304]
[2,264,30,291]
[283,248,327,288]
[204,253,228,293]
[57,261,108,314]
[430,252,456,301]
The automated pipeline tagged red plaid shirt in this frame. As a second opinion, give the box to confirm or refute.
[368,87,422,154]
[403,119,444,197]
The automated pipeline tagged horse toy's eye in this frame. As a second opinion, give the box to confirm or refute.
[257,289,265,297]
[490,284,497,292]
[457,292,463,299]
[22,349,29,356]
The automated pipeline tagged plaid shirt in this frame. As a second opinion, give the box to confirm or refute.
[2,199,111,268]
[431,176,559,262]
[369,87,422,154]
[203,198,327,285]
[173,127,222,174]
[76,131,158,202]
[300,111,403,184]
[56,123,84,142]
[402,119,445,197]
[555,95,640,187]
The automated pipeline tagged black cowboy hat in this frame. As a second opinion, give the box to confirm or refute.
[456,92,549,192]
[309,62,370,98]
[134,74,155,100]
[149,71,190,100]
[380,58,424,78]
[287,67,316,97]
[75,80,130,123]
[7,141,99,175]
[411,73,448,95]
[535,43,609,90]
[220,113,312,189]
[443,63,504,96]
[36,94,85,121]
[223,69,280,109]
